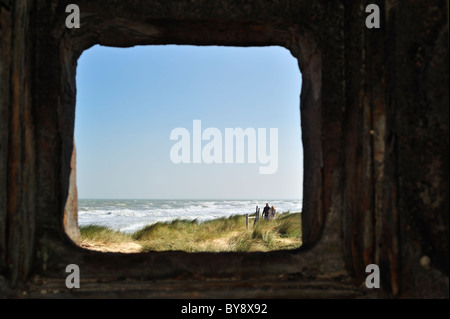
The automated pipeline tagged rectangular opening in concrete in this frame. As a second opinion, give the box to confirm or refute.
[68,44,303,253]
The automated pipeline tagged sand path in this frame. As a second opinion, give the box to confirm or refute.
[80,240,143,253]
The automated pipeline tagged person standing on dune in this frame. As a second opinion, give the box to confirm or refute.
[262,203,270,220]
[268,206,276,220]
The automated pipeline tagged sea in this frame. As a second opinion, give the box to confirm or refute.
[78,199,302,234]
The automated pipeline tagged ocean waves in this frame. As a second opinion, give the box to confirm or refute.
[78,199,302,234]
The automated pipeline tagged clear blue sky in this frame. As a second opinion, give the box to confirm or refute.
[75,44,303,200]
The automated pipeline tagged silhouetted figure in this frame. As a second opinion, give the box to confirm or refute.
[262,203,270,220]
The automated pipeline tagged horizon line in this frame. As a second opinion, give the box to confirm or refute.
[78,198,302,201]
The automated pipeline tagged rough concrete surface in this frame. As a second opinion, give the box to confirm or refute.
[0,0,448,299]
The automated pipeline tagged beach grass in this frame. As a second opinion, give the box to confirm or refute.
[79,212,302,253]
[79,225,133,244]
[230,212,302,252]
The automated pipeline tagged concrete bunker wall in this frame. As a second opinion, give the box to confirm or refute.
[0,0,448,298]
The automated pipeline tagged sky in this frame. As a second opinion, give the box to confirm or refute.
[75,44,303,200]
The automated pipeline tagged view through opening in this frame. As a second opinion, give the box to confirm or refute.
[73,45,303,253]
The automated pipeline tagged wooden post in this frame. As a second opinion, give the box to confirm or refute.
[246,214,249,229]
[254,206,260,227]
